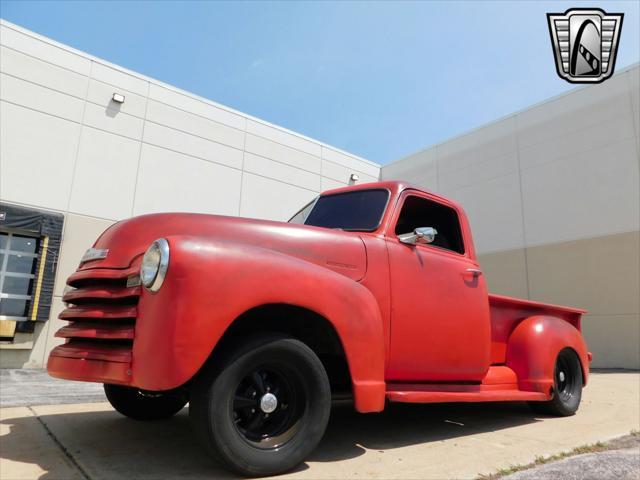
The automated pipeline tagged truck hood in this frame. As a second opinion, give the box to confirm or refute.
[80,213,368,281]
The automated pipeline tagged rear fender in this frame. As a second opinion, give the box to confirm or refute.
[506,315,589,394]
[132,236,386,412]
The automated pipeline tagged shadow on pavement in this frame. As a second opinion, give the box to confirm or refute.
[1,401,540,479]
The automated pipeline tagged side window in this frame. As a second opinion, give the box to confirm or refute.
[394,196,465,254]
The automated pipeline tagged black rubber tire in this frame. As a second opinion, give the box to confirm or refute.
[189,336,331,477]
[529,348,583,416]
[104,384,188,421]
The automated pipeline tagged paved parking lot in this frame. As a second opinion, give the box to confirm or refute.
[0,371,638,479]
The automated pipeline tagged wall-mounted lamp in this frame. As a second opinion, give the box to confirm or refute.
[349,173,359,185]
[112,93,125,104]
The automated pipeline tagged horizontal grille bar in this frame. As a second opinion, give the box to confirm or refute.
[67,265,139,287]
[59,305,137,321]
[63,285,141,304]
[50,341,132,363]
[56,323,135,340]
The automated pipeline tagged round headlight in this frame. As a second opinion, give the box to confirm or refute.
[140,238,169,292]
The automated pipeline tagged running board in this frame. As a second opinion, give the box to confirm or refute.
[386,389,550,404]
[385,365,551,404]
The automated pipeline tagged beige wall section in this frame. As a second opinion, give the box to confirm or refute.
[477,250,529,299]
[383,64,640,369]
[0,20,380,368]
[582,314,640,369]
[526,232,639,318]
[477,232,640,369]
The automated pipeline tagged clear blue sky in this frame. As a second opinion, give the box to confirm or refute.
[1,1,638,164]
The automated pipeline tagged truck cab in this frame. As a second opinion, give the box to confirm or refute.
[48,181,590,476]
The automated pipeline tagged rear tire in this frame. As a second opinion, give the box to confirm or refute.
[529,348,583,416]
[189,336,331,476]
[104,384,188,421]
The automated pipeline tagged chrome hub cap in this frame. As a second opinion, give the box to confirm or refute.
[559,371,566,382]
[260,393,278,413]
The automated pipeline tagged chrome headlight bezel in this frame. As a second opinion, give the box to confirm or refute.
[140,238,169,292]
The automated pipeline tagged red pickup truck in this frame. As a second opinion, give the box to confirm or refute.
[48,181,590,476]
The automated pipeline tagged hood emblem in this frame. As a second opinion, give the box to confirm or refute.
[80,248,109,264]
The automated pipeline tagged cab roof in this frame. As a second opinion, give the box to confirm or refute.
[321,180,452,205]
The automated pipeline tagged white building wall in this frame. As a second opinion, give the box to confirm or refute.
[0,20,380,367]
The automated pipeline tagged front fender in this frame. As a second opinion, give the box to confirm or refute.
[506,315,590,394]
[132,236,386,412]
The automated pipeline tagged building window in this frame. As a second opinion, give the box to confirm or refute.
[0,232,40,321]
[0,204,64,342]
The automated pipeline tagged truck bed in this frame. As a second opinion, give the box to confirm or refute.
[488,294,586,365]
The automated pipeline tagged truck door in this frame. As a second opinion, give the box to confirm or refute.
[385,191,491,382]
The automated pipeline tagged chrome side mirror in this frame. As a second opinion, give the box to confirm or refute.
[398,227,438,246]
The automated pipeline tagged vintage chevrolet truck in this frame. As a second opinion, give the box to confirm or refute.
[48,181,590,476]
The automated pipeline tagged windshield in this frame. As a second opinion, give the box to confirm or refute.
[289,189,389,231]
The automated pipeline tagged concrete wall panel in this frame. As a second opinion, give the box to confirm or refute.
[143,121,243,170]
[69,128,141,220]
[243,153,320,192]
[0,101,80,210]
[516,74,631,151]
[321,159,379,185]
[91,62,148,97]
[583,314,640,369]
[133,144,242,216]
[321,146,380,178]
[439,151,518,192]
[517,106,636,171]
[0,23,91,75]
[437,118,518,175]
[526,231,640,317]
[0,73,84,122]
[245,133,321,174]
[0,45,88,99]
[148,83,246,131]
[246,119,321,157]
[83,102,144,140]
[321,177,348,192]
[145,99,245,150]
[381,148,438,190]
[521,138,639,246]
[477,249,529,299]
[240,173,318,221]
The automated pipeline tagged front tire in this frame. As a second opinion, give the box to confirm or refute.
[189,336,331,476]
[529,348,583,416]
[104,384,188,420]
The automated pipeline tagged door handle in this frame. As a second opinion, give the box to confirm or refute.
[466,268,483,277]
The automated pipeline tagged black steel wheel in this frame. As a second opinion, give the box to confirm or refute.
[189,335,331,476]
[233,366,305,449]
[529,348,583,416]
[103,384,188,420]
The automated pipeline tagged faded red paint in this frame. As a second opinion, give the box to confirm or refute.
[47,181,589,412]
